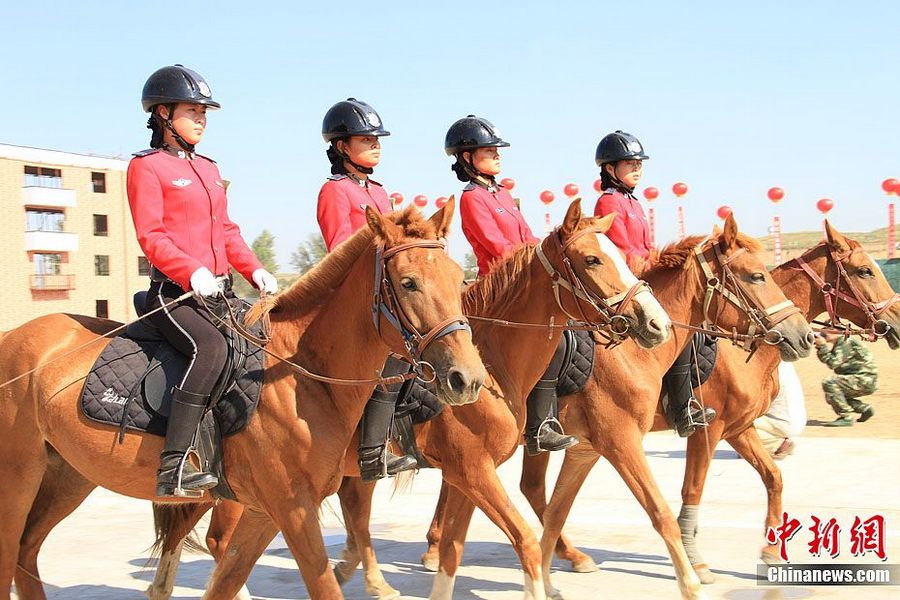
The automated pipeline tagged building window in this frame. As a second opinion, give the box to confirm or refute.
[96,300,109,319]
[34,253,62,275]
[91,172,107,193]
[24,165,62,188]
[137,256,150,276]
[93,214,108,236]
[26,209,64,232]
[94,255,110,276]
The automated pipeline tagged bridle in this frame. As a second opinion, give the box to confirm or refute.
[690,239,801,352]
[534,225,652,342]
[373,239,471,379]
[791,243,899,341]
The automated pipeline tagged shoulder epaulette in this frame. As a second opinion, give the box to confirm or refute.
[463,182,478,191]
[327,174,348,181]
[132,148,160,158]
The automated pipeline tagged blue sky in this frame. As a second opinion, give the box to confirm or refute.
[4,1,898,267]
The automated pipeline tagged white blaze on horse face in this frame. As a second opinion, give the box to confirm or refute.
[595,232,671,331]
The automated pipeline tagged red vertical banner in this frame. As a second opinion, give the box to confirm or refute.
[677,205,686,240]
[647,206,656,247]
[889,203,896,259]
[773,215,782,265]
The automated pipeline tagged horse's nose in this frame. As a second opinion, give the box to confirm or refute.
[803,330,817,349]
[648,317,669,337]
[447,367,484,397]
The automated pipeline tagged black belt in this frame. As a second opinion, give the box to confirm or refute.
[150,266,233,292]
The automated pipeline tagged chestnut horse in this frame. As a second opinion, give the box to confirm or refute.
[2,203,488,600]
[514,222,900,585]
[140,199,672,600]
[419,215,816,600]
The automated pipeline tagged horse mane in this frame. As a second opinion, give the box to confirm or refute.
[629,232,764,278]
[247,206,437,323]
[463,243,538,316]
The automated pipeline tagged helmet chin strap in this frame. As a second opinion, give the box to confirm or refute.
[158,105,195,153]
[460,152,495,186]
[605,164,634,194]
[334,142,374,175]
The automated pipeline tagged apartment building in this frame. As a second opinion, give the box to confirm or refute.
[0,143,148,330]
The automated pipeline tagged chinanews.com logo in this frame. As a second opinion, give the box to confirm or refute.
[757,511,899,586]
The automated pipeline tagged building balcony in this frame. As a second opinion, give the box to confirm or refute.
[21,186,77,208]
[30,274,75,291]
[24,230,79,252]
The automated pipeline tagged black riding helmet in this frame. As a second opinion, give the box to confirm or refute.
[444,115,509,156]
[142,65,219,152]
[595,131,649,166]
[141,65,221,113]
[322,98,390,142]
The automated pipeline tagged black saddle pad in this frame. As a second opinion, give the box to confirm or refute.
[557,329,596,398]
[80,299,265,439]
[690,333,719,388]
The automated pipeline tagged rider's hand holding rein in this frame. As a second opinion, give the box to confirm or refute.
[252,268,278,294]
[190,267,222,297]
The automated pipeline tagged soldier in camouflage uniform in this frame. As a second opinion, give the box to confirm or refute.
[816,333,878,427]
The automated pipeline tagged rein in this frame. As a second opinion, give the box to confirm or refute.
[671,239,801,353]
[789,244,899,341]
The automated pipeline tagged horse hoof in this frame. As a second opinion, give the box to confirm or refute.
[693,564,715,584]
[547,590,565,600]
[421,553,440,572]
[570,556,598,573]
[760,550,784,566]
[365,581,401,599]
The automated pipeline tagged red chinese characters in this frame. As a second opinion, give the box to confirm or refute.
[766,512,802,561]
[850,515,886,560]
[808,516,841,558]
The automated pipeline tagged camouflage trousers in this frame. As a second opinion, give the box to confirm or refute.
[821,374,878,416]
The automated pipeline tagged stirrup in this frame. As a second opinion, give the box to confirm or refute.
[525,418,578,456]
[156,450,214,498]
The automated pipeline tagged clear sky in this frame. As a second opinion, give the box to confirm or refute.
[4,1,898,267]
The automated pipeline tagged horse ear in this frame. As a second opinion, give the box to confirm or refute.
[722,212,739,251]
[711,224,722,236]
[366,206,400,246]
[428,195,455,239]
[824,219,850,255]
[593,212,616,234]
[561,198,583,236]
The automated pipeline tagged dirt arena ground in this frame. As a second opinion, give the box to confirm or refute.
[12,341,899,599]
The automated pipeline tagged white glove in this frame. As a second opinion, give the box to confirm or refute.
[252,268,278,294]
[189,267,221,297]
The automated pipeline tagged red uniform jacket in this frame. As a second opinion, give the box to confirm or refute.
[127,149,262,292]
[460,182,538,276]
[317,175,391,251]
[594,188,652,260]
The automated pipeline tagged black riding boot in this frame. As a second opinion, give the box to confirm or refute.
[359,374,418,483]
[524,380,579,456]
[663,346,717,438]
[156,387,218,497]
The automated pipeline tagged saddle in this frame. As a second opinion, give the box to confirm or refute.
[79,291,266,500]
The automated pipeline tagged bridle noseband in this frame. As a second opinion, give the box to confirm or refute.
[792,243,899,341]
[373,239,471,377]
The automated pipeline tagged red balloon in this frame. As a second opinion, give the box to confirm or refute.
[883,178,899,194]
[389,192,404,206]
[716,205,732,220]
[500,177,516,190]
[564,183,579,198]
[816,198,834,214]
[672,182,688,198]
[643,187,659,202]
[593,178,604,193]
[413,194,428,208]
[435,196,448,208]
[540,190,555,205]
[767,187,785,202]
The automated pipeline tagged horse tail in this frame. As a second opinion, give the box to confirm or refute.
[150,502,209,558]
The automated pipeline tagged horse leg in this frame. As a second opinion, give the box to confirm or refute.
[538,445,600,600]
[519,448,597,573]
[203,501,251,600]
[15,447,96,600]
[602,431,705,600]
[421,478,449,572]
[336,476,399,599]
[202,507,278,600]
[147,502,215,600]
[678,423,726,584]
[429,484,476,600]
[725,426,784,566]
[0,435,46,600]
[450,463,547,600]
